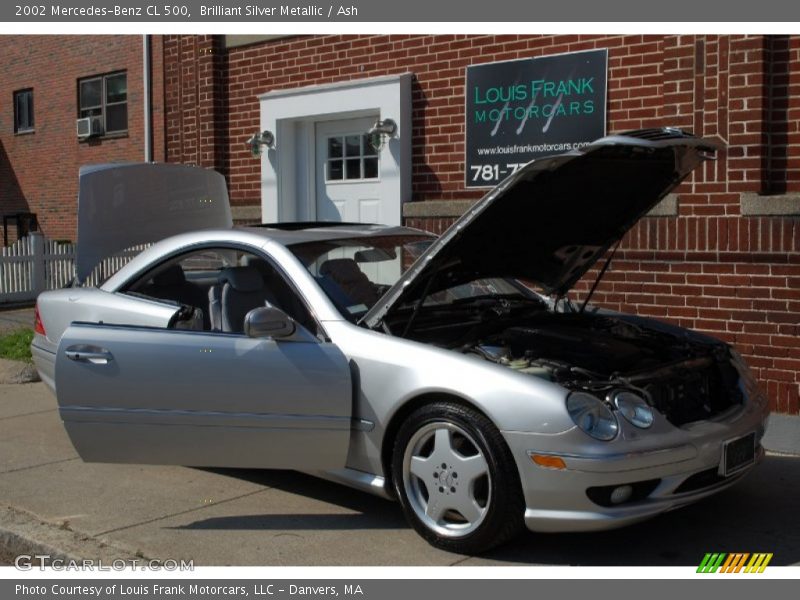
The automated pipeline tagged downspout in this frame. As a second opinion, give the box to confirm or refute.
[143,34,153,162]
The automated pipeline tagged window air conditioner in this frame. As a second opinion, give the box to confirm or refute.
[76,116,104,139]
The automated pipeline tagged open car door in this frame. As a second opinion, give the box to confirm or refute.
[54,322,352,469]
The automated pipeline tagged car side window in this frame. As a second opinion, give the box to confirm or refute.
[123,247,318,337]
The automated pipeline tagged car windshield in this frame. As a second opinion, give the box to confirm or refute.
[289,234,541,321]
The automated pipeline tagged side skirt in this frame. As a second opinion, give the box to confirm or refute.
[304,468,393,500]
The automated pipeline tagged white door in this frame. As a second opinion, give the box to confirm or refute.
[315,117,382,223]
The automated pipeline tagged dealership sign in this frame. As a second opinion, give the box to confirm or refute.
[465,49,608,187]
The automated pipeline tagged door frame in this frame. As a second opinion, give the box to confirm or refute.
[258,73,412,225]
[315,116,383,223]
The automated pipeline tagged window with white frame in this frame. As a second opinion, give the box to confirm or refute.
[78,71,127,134]
[13,89,34,133]
[325,134,379,182]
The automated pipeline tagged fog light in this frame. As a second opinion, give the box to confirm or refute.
[586,479,660,507]
[609,485,633,505]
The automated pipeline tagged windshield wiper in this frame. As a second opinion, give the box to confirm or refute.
[450,293,544,307]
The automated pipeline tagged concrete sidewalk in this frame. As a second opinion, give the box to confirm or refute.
[1,382,799,566]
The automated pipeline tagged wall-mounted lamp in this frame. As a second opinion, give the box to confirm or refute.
[366,118,397,152]
[247,130,275,157]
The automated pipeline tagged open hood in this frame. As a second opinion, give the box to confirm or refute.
[76,163,231,283]
[363,129,720,329]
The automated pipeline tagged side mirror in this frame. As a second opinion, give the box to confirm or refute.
[244,306,296,339]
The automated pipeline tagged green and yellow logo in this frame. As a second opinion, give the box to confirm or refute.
[697,553,773,573]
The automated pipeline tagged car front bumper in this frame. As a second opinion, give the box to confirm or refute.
[503,402,769,533]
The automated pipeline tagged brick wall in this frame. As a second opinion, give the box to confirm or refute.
[165,35,748,203]
[163,34,800,415]
[164,36,226,172]
[0,35,165,241]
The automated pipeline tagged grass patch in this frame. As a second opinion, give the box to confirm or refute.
[0,328,34,362]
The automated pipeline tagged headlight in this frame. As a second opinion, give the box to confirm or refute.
[566,392,619,441]
[613,391,654,429]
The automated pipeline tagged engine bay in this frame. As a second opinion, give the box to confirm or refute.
[388,301,743,426]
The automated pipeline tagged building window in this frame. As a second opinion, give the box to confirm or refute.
[13,89,34,133]
[78,71,127,134]
[325,134,379,181]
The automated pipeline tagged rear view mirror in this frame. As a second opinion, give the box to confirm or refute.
[244,306,296,339]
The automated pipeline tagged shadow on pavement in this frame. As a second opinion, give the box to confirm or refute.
[172,513,405,531]
[182,454,799,566]
[176,469,407,531]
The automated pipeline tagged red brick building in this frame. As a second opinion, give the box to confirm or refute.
[2,34,799,420]
[0,35,165,241]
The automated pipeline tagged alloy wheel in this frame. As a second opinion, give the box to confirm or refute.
[402,421,492,538]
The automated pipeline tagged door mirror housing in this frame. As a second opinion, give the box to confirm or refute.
[244,306,296,339]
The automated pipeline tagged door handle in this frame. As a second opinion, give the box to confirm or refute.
[65,346,114,364]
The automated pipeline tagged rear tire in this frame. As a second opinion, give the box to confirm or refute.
[391,401,525,554]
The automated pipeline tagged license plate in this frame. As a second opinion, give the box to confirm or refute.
[721,432,756,476]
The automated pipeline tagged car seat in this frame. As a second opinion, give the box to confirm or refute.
[318,258,381,307]
[142,264,210,329]
[242,257,316,334]
[208,266,280,333]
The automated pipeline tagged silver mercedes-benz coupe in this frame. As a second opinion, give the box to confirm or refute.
[32,129,770,553]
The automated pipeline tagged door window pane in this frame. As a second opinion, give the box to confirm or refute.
[345,135,360,157]
[328,160,344,181]
[362,134,372,154]
[325,133,380,182]
[364,157,379,179]
[345,159,361,179]
[328,137,343,158]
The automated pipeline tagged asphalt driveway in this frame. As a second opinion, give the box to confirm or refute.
[1,382,798,566]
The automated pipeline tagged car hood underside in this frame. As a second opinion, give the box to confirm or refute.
[363,129,719,329]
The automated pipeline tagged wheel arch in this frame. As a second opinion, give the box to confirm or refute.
[380,392,500,494]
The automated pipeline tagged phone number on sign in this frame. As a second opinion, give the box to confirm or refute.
[469,163,527,183]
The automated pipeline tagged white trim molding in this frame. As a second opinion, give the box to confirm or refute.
[259,73,413,225]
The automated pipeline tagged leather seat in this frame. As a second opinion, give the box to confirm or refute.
[142,264,210,329]
[242,257,316,334]
[208,266,279,333]
[318,258,380,307]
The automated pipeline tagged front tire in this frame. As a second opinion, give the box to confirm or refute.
[391,402,525,554]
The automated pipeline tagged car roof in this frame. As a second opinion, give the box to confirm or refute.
[99,222,433,292]
[239,222,432,246]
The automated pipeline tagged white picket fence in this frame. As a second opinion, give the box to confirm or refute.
[0,233,148,303]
